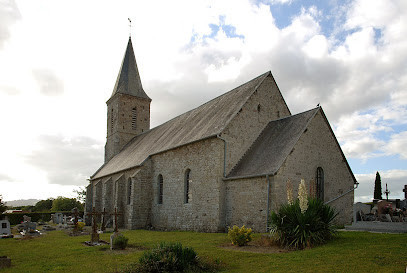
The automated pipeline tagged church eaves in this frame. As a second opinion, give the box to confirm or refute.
[110,37,151,100]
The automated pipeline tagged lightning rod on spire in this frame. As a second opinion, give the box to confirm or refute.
[128,18,132,37]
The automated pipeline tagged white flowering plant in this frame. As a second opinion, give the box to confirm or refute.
[269,179,338,249]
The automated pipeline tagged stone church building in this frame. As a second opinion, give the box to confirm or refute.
[85,37,357,232]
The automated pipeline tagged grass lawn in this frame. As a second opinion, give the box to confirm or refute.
[0,229,406,273]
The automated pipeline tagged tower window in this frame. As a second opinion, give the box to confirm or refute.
[316,167,324,200]
[131,107,137,130]
[158,174,163,204]
[184,169,191,204]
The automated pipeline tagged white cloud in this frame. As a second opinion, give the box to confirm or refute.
[386,132,407,159]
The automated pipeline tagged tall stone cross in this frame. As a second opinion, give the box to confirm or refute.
[384,183,390,201]
[72,207,79,226]
[403,185,407,199]
[110,207,123,233]
[86,207,101,243]
[100,208,109,232]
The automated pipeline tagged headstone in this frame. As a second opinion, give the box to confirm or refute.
[23,215,31,222]
[109,207,123,250]
[110,232,122,250]
[353,202,371,222]
[53,213,63,224]
[100,208,108,232]
[0,220,11,237]
[87,207,101,244]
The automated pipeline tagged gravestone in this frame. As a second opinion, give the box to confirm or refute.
[23,215,31,222]
[353,202,372,222]
[0,220,12,238]
[110,207,123,250]
[53,213,63,224]
[87,207,101,244]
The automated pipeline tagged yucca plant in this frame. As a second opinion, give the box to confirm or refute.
[269,198,338,249]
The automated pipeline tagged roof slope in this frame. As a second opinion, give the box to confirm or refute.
[227,108,319,179]
[110,37,151,100]
[92,72,270,179]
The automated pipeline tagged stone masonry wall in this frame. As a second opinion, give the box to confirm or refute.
[150,137,224,232]
[272,110,355,225]
[105,93,151,162]
[222,75,291,175]
[225,177,269,232]
[129,160,153,229]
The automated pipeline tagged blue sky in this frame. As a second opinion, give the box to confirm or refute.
[0,0,406,202]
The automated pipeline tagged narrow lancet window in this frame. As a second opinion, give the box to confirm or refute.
[131,107,137,130]
[184,169,191,203]
[316,167,324,200]
[158,174,163,204]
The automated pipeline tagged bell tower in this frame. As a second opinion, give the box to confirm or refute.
[105,37,151,163]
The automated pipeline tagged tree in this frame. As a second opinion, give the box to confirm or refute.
[51,197,83,212]
[34,199,54,212]
[374,171,382,200]
[0,195,7,214]
[73,187,86,204]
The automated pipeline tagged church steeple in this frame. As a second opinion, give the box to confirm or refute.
[110,37,151,100]
[105,37,151,163]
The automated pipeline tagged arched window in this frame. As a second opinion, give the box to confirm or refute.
[127,178,132,205]
[184,169,191,204]
[158,174,163,204]
[131,107,137,130]
[316,167,324,200]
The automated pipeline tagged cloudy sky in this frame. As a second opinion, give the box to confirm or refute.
[1,0,406,203]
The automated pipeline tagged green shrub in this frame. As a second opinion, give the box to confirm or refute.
[269,198,338,249]
[113,235,129,250]
[227,225,253,246]
[137,242,197,272]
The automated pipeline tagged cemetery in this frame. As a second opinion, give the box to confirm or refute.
[1,186,407,272]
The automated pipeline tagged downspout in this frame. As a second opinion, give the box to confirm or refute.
[266,174,271,232]
[216,134,227,177]
[325,181,359,205]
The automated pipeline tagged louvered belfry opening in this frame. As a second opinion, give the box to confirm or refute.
[131,107,137,130]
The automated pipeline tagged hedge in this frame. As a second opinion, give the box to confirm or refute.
[1,211,83,225]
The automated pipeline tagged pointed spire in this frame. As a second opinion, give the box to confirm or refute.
[110,37,151,100]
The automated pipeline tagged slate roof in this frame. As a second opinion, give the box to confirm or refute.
[92,71,271,179]
[110,37,151,100]
[227,108,319,179]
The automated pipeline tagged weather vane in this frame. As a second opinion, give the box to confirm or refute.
[128,18,132,37]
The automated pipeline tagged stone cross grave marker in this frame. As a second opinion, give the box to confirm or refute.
[87,207,101,243]
[110,207,123,233]
[110,207,123,250]
[72,207,79,231]
[100,208,108,232]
